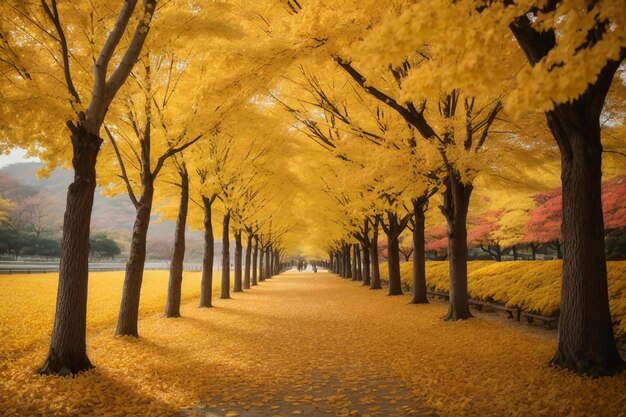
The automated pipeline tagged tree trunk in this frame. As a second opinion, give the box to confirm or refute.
[199,196,214,308]
[411,201,428,304]
[370,220,381,290]
[265,246,271,278]
[220,212,231,299]
[554,239,563,260]
[384,211,404,296]
[362,241,371,286]
[259,244,265,282]
[387,229,403,296]
[510,21,623,374]
[273,248,277,275]
[351,244,358,281]
[252,236,259,286]
[165,166,188,318]
[233,232,243,293]
[274,249,281,275]
[337,249,342,276]
[441,173,472,320]
[115,175,155,337]
[547,104,622,374]
[512,245,518,261]
[39,126,101,375]
[344,244,352,278]
[267,246,275,277]
[244,234,253,289]
[356,244,362,281]
[529,243,538,261]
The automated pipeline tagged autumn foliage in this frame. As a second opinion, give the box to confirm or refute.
[378,260,626,335]
[0,0,624,385]
[1,271,625,417]
[524,175,626,245]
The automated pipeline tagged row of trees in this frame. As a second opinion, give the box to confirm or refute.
[0,0,623,377]
[420,176,626,261]
[273,0,625,375]
[0,0,308,375]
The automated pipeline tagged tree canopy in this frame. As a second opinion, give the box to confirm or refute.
[1,0,624,376]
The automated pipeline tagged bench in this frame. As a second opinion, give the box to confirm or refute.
[521,312,559,330]
[490,303,521,321]
[426,290,450,301]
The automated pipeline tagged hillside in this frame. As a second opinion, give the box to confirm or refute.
[0,163,208,259]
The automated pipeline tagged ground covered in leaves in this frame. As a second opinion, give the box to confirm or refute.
[1,270,625,416]
[381,261,626,333]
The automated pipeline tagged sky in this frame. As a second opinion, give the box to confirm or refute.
[0,148,40,169]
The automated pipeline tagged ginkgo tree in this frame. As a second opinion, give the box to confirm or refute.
[274,61,442,300]
[337,0,625,373]
[100,49,209,335]
[0,0,156,375]
[280,0,514,319]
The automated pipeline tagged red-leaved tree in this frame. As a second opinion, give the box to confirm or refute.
[523,175,626,259]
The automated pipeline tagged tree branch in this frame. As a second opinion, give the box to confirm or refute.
[41,0,80,104]
[104,125,139,208]
[153,134,203,177]
[334,57,440,141]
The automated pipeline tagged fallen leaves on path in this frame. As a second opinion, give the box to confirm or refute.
[1,270,625,416]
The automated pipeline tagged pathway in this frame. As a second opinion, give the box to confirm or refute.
[180,270,435,417]
[3,270,625,416]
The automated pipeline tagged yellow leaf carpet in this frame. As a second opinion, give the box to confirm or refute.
[1,270,625,416]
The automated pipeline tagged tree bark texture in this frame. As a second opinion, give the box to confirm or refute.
[165,166,188,318]
[244,234,253,289]
[274,249,278,275]
[115,173,155,336]
[199,197,214,307]
[252,236,259,285]
[385,212,403,296]
[233,232,243,292]
[221,212,231,299]
[370,221,381,290]
[259,244,265,282]
[345,244,352,278]
[361,241,371,286]
[355,244,362,281]
[549,118,622,373]
[39,125,101,375]
[386,231,402,296]
[351,244,358,281]
[264,246,271,278]
[267,245,275,277]
[411,202,428,304]
[441,173,473,320]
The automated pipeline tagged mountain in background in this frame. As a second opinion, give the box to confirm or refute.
[0,162,209,260]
